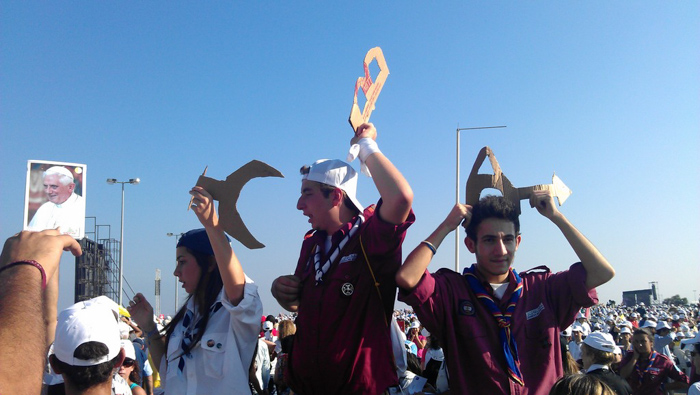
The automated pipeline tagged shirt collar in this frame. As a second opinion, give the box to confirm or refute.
[586,364,609,373]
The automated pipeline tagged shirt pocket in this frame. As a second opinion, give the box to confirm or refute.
[454,302,489,340]
[523,303,557,350]
[325,262,362,306]
[199,332,228,378]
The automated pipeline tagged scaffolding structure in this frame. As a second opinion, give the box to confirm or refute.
[74,217,120,304]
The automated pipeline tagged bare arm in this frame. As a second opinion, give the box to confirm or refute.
[0,230,81,395]
[128,293,166,371]
[144,374,154,395]
[352,123,413,225]
[122,316,143,338]
[396,204,471,291]
[530,190,615,289]
[618,351,638,379]
[190,186,246,306]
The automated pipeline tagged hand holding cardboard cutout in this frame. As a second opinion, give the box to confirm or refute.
[465,147,572,214]
[347,47,389,177]
[195,160,284,249]
[348,47,390,132]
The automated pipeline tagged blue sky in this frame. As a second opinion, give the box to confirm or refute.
[2,2,698,315]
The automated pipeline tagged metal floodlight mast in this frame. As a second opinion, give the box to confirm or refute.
[107,177,140,306]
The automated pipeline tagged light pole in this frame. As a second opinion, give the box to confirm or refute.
[455,126,506,272]
[107,178,140,306]
[166,232,184,312]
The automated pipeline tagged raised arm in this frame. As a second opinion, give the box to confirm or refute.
[190,186,246,306]
[0,230,81,395]
[618,352,638,379]
[529,190,615,290]
[352,123,413,225]
[396,204,471,291]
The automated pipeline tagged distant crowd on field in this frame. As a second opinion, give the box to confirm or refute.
[1,121,699,395]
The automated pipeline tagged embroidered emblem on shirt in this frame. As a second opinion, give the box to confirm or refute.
[458,300,475,316]
[526,303,545,320]
[341,282,354,296]
[339,254,358,264]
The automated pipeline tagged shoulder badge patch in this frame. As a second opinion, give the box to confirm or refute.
[458,300,475,316]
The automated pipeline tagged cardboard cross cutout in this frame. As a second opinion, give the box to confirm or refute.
[348,47,390,132]
[195,160,284,249]
[465,147,572,214]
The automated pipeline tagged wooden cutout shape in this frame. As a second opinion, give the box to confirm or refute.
[195,160,284,249]
[465,147,572,214]
[348,47,390,131]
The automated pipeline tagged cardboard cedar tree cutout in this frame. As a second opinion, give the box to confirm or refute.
[465,147,572,214]
[347,47,390,177]
[194,160,283,249]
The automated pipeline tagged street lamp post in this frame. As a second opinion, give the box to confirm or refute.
[166,232,185,312]
[107,178,140,306]
[455,126,506,273]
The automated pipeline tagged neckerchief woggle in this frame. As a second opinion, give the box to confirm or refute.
[463,264,524,386]
[634,351,658,384]
[313,214,364,285]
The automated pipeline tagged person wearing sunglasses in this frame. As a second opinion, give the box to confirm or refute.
[118,340,146,395]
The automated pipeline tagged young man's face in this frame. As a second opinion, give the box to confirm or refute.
[44,174,75,204]
[465,218,521,283]
[573,331,583,342]
[632,334,653,355]
[619,333,631,342]
[297,180,336,232]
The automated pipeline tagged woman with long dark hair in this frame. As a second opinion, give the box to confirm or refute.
[128,186,263,394]
[118,340,147,395]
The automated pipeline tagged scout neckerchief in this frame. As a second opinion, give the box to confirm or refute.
[313,214,364,285]
[634,351,658,384]
[176,301,223,373]
[463,264,524,386]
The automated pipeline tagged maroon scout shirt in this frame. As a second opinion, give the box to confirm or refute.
[399,263,597,395]
[288,200,415,395]
[620,351,689,395]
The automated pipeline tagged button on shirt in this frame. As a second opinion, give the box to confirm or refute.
[399,263,597,395]
[161,277,262,395]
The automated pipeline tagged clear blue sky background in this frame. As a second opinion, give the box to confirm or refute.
[2,2,698,316]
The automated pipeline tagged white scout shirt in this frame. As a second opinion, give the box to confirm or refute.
[160,276,262,395]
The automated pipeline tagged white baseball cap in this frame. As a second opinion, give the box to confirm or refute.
[583,332,618,354]
[681,331,700,346]
[641,320,657,329]
[121,340,136,361]
[53,298,122,366]
[303,159,363,212]
[619,327,632,335]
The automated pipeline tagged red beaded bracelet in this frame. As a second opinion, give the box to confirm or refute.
[0,260,47,289]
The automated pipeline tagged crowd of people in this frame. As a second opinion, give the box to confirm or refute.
[1,121,699,394]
